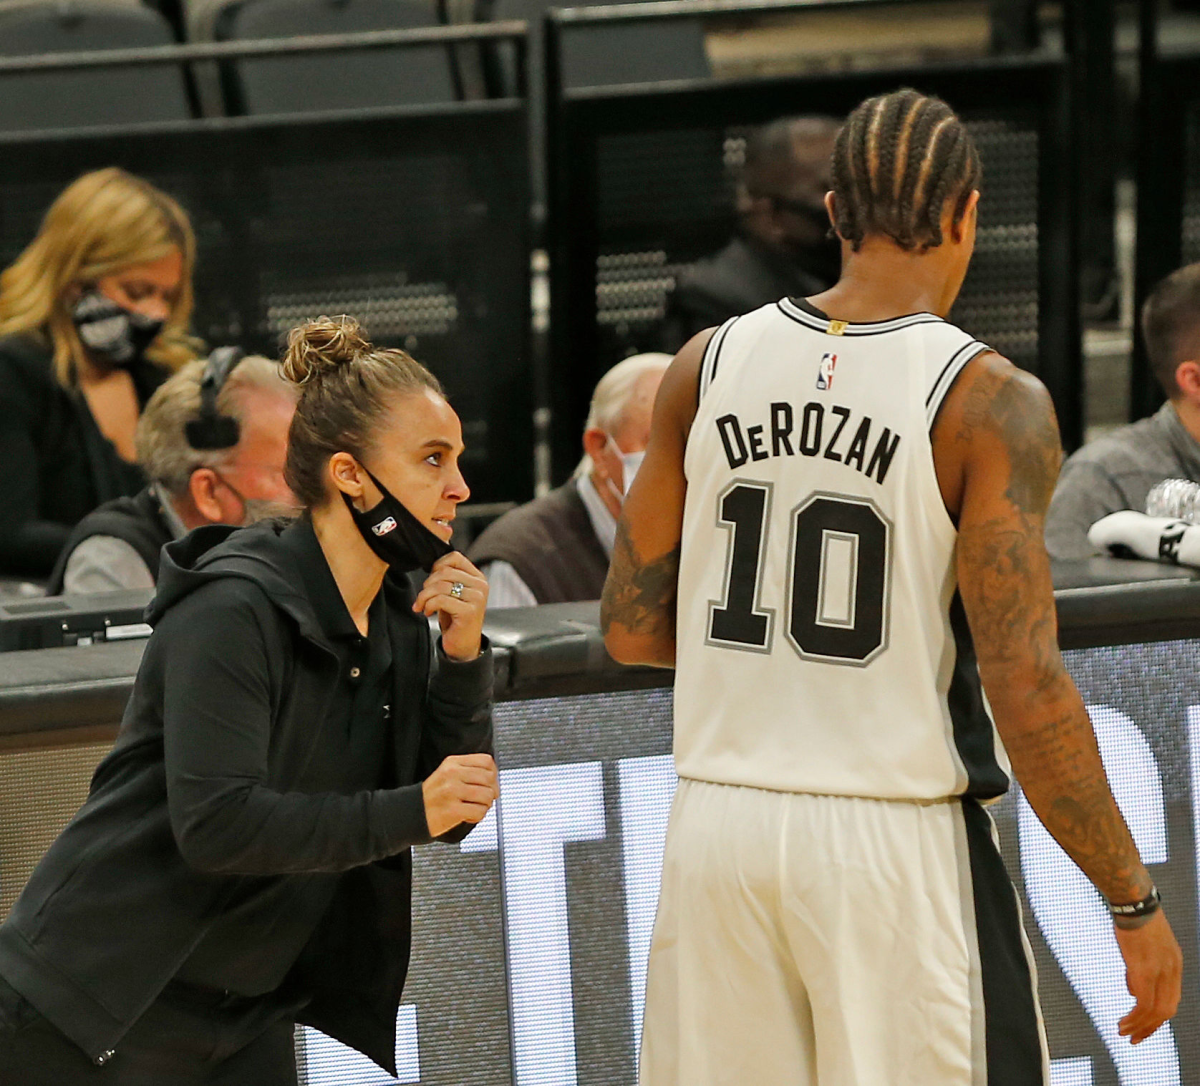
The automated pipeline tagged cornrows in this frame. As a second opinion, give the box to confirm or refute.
[831,88,981,252]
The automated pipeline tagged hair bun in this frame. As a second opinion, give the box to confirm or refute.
[281,315,372,385]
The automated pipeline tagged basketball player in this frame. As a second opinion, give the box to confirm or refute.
[602,88,1182,1085]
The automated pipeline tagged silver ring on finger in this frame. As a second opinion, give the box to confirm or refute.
[449,581,465,599]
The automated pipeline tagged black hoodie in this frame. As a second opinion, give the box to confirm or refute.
[0,517,493,1073]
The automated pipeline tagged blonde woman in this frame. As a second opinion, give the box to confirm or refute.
[0,167,199,581]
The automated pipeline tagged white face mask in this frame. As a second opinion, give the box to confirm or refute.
[603,435,646,503]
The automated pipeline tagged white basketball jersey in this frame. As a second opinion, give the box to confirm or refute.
[673,297,1011,802]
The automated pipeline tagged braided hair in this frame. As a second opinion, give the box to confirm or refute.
[831,88,981,252]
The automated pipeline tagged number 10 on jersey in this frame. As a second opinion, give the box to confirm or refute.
[706,481,892,665]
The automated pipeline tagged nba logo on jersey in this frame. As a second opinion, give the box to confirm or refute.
[816,352,837,390]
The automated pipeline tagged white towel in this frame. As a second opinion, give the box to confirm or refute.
[1087,509,1200,567]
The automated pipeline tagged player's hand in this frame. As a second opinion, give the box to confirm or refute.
[422,753,498,838]
[1114,910,1182,1044]
[413,552,488,662]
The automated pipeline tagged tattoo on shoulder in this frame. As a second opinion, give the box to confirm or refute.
[956,360,1062,515]
[601,519,680,639]
[955,361,1064,683]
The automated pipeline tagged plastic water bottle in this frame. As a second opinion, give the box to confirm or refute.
[1144,478,1200,522]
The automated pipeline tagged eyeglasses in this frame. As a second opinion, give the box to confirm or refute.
[210,468,250,507]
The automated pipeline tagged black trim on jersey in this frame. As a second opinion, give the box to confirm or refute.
[708,319,732,386]
[948,592,1010,799]
[962,798,1047,1085]
[926,341,985,408]
[698,316,739,401]
[787,296,831,320]
[777,297,944,336]
[925,341,991,431]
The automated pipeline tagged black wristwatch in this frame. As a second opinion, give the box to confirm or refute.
[1108,885,1161,923]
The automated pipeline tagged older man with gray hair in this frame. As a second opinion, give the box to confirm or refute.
[470,352,670,607]
[47,351,298,594]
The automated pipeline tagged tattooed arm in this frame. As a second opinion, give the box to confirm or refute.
[602,330,711,667]
[944,356,1142,897]
[935,351,1181,1044]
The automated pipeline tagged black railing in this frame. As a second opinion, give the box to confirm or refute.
[1131,0,1198,421]
[0,22,527,75]
[0,25,534,505]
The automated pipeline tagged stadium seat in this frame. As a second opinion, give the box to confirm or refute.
[191,0,457,116]
[557,18,709,89]
[480,0,708,97]
[0,0,191,132]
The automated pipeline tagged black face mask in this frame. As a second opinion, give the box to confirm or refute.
[771,206,841,287]
[342,466,454,573]
[71,289,165,369]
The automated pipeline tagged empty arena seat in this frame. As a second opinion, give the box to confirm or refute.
[0,0,191,133]
[198,0,457,115]
[481,0,708,97]
[557,17,709,89]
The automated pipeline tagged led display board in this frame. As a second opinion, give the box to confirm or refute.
[298,638,1200,1085]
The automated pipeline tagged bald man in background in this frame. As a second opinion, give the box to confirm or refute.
[470,353,669,608]
[661,116,841,351]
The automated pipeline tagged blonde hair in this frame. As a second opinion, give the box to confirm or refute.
[0,167,200,387]
[136,354,296,495]
[281,315,444,509]
[576,351,671,477]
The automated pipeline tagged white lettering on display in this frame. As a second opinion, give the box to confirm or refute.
[1187,706,1200,980]
[617,755,678,1053]
[1050,1057,1094,1085]
[292,701,1200,1086]
[461,762,607,1085]
[293,691,1200,1086]
[1018,705,1180,1084]
[462,800,498,852]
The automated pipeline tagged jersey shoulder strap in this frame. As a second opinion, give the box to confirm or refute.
[697,315,741,401]
[920,321,992,430]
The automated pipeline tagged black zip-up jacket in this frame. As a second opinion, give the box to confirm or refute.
[0,518,493,1074]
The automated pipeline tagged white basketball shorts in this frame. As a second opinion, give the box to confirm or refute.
[638,778,1049,1086]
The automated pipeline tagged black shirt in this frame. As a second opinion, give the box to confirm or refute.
[0,516,492,1066]
[660,235,835,352]
[0,333,168,578]
[173,520,396,996]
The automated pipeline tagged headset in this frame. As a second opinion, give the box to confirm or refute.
[184,346,245,451]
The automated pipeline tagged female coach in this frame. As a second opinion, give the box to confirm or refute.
[0,316,497,1083]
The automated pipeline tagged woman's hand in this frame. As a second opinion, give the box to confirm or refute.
[422,753,498,837]
[413,552,488,661]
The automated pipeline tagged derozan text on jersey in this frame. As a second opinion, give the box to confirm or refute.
[714,401,902,485]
